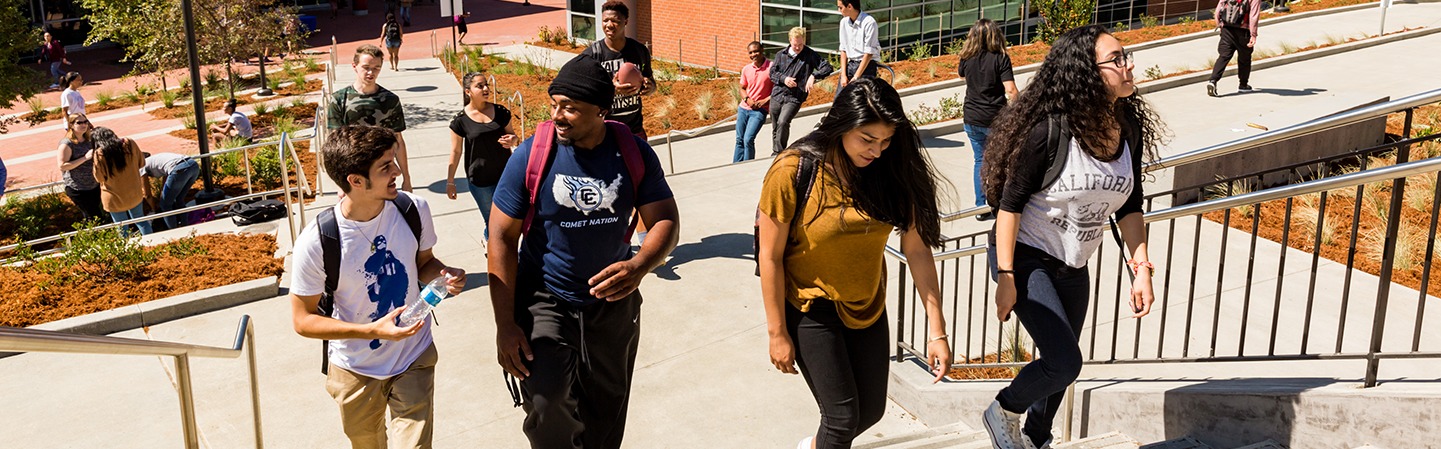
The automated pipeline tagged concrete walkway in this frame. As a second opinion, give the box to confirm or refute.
[5,4,1441,447]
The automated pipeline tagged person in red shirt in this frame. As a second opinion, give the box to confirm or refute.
[39,32,70,89]
[734,41,774,162]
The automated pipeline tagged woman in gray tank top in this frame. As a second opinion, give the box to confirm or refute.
[976,26,1169,449]
[57,112,108,222]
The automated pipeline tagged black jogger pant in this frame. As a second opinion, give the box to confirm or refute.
[770,99,803,156]
[1209,26,1254,87]
[787,301,890,449]
[990,243,1092,448]
[515,278,642,449]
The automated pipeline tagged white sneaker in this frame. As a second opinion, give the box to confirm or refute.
[982,400,1027,449]
[1206,81,1218,97]
[796,435,814,449]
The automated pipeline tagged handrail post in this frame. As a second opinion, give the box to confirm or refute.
[243,145,255,195]
[245,319,264,448]
[896,261,907,361]
[175,354,200,449]
[665,133,676,174]
[281,133,297,245]
[1364,109,1414,388]
[1062,382,1076,441]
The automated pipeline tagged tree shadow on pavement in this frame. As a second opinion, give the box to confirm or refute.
[403,102,462,125]
[652,232,754,281]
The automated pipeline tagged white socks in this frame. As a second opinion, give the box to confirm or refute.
[796,436,814,449]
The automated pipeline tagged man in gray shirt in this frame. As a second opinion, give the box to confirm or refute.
[141,152,201,229]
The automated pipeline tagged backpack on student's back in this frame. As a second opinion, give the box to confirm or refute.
[753,155,819,276]
[520,119,646,240]
[315,191,423,375]
[385,22,402,42]
[1217,0,1250,28]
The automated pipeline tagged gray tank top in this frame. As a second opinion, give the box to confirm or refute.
[62,139,99,190]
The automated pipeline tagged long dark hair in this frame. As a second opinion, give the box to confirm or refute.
[461,71,486,105]
[781,77,944,247]
[91,127,129,176]
[981,25,1166,204]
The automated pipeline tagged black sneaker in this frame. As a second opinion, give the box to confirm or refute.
[1206,82,1218,97]
[976,211,996,221]
[1238,84,1255,92]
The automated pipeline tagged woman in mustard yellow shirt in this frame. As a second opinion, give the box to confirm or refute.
[757,77,952,449]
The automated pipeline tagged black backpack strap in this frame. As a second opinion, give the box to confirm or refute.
[1040,115,1071,191]
[392,191,423,244]
[317,207,341,375]
[793,156,819,228]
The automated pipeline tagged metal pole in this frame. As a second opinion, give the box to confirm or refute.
[1063,382,1076,441]
[181,0,217,195]
[678,39,683,67]
[665,133,675,174]
[245,321,264,448]
[175,354,200,449]
[714,35,718,73]
[281,133,297,244]
[258,50,274,96]
[1364,109,1412,387]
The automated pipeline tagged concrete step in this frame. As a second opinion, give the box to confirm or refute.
[1232,440,1287,449]
[1052,432,1143,449]
[1140,437,1214,449]
[853,424,985,449]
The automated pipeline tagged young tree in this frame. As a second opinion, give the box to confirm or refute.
[1036,0,1098,44]
[0,0,44,133]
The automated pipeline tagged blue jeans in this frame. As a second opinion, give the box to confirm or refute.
[964,124,991,207]
[50,62,64,84]
[468,182,496,240]
[160,158,200,229]
[989,243,1091,448]
[111,203,153,236]
[733,106,767,162]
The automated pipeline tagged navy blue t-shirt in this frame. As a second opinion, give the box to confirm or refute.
[493,127,673,305]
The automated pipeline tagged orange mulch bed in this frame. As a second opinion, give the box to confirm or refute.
[0,233,285,327]
[527,39,584,54]
[148,79,324,120]
[947,351,1034,380]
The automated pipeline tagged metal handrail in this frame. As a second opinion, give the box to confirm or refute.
[665,112,740,174]
[3,181,65,199]
[929,89,1441,222]
[0,315,264,448]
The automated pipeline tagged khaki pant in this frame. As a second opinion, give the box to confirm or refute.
[325,344,438,449]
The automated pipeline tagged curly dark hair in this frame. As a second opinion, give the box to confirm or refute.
[981,25,1167,204]
[781,77,946,247]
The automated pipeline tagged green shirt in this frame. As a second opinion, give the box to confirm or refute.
[328,85,407,132]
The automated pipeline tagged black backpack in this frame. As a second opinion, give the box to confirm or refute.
[228,198,287,226]
[1217,0,1249,28]
[754,155,820,276]
[315,192,423,374]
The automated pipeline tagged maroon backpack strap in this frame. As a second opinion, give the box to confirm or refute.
[607,120,646,242]
[521,120,557,237]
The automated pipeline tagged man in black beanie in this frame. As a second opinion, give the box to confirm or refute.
[487,54,680,449]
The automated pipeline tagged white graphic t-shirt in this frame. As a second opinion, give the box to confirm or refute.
[290,193,439,379]
[1017,139,1134,268]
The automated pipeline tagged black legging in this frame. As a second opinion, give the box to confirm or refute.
[787,301,890,449]
[64,185,109,223]
[990,243,1091,448]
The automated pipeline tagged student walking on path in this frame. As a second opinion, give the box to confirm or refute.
[381,13,404,71]
[91,127,152,236]
[1207,0,1262,96]
[60,72,85,119]
[734,41,774,163]
[57,113,107,222]
[769,27,834,156]
[957,19,1019,220]
[580,0,655,140]
[40,32,70,89]
[289,125,466,449]
[329,45,414,192]
[447,71,519,241]
[978,25,1163,449]
[758,77,952,449]
[488,54,679,449]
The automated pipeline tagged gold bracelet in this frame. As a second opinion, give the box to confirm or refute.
[928,334,949,342]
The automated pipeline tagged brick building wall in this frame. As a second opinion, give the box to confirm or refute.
[637,0,761,73]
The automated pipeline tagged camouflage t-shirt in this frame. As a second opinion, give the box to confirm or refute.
[328,85,407,132]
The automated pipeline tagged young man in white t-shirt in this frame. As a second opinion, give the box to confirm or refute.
[289,125,465,448]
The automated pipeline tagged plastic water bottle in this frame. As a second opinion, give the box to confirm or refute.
[398,274,454,327]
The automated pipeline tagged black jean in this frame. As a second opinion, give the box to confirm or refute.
[770,99,803,155]
[515,274,642,449]
[1209,26,1254,86]
[989,243,1091,447]
[836,59,880,100]
[786,301,890,449]
[64,185,109,223]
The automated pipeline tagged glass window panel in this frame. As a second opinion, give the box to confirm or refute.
[891,5,923,43]
[762,6,803,44]
[805,0,836,9]
[569,0,594,15]
[802,10,842,53]
[571,14,596,42]
[765,0,803,6]
[864,0,891,9]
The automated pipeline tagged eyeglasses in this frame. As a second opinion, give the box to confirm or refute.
[74,120,90,125]
[1096,50,1134,68]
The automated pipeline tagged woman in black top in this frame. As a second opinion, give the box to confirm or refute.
[448,71,518,240]
[957,19,1018,220]
[978,26,1166,449]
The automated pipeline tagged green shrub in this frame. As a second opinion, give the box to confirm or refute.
[0,193,72,241]
[302,57,320,72]
[24,220,154,280]
[178,77,190,91]
[1139,14,1160,28]
[180,115,197,130]
[274,114,300,137]
[213,149,244,177]
[251,147,283,189]
[253,101,271,117]
[908,41,933,61]
[267,76,284,92]
[1179,15,1196,25]
[120,90,139,105]
[290,73,309,90]
[289,97,307,110]
[95,90,115,108]
[24,97,48,124]
[1113,22,1130,32]
[944,38,965,56]
[135,83,155,98]
[1037,0,1096,44]
[1144,65,1164,81]
[203,70,222,88]
[160,89,180,108]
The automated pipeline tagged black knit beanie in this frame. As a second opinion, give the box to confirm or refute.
[548,54,615,110]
